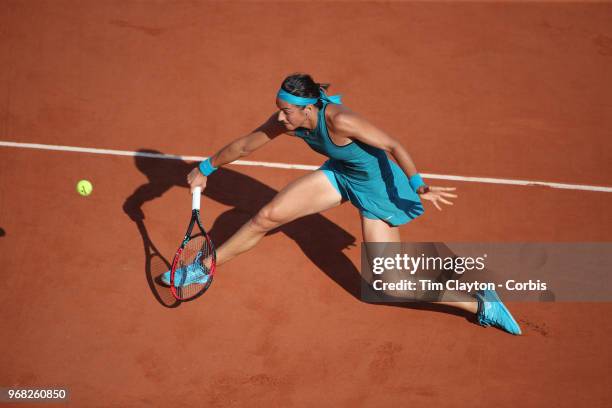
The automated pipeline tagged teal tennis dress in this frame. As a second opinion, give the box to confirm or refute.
[294,101,424,226]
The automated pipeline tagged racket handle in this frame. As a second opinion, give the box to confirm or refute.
[192,186,202,210]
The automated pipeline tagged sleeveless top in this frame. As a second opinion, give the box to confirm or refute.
[293,100,424,225]
[294,101,391,183]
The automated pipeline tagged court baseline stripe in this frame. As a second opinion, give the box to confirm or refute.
[1,140,610,192]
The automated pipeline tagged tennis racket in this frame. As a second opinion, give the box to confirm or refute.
[170,186,216,301]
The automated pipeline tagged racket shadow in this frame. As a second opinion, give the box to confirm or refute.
[123,150,193,308]
[123,149,473,321]
[137,220,180,308]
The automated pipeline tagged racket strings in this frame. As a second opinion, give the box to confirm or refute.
[173,235,214,299]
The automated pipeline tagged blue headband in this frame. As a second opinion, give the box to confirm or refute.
[277,88,342,106]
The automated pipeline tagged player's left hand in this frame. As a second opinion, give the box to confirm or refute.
[419,186,457,211]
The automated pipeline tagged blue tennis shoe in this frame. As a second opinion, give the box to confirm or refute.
[161,263,209,287]
[476,289,522,335]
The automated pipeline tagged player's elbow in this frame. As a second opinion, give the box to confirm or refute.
[385,139,402,154]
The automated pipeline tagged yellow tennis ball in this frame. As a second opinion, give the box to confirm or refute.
[76,179,93,196]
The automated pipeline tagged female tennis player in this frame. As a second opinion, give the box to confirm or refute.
[185,73,521,335]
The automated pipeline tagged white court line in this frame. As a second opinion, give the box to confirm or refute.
[1,140,611,193]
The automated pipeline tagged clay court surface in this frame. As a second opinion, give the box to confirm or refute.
[1,1,612,407]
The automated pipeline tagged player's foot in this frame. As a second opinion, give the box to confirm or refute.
[475,289,522,335]
[161,263,209,287]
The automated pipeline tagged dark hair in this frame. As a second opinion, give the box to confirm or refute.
[280,73,330,109]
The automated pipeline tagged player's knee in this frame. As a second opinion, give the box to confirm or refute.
[251,204,286,231]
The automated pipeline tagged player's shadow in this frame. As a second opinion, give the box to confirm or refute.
[122,149,472,321]
[0,228,5,237]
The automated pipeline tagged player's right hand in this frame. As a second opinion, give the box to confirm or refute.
[187,166,208,193]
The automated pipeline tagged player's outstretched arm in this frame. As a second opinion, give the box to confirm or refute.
[188,113,286,192]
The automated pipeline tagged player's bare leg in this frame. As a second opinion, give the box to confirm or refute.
[211,170,343,267]
[360,216,478,314]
